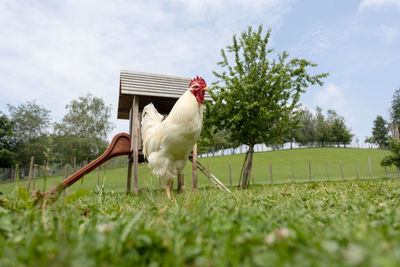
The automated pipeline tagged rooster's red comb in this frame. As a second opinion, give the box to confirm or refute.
[189,76,207,88]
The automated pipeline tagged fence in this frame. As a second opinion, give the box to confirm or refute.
[0,156,129,183]
[199,158,400,188]
[1,145,398,193]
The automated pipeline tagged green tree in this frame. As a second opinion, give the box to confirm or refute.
[206,25,328,188]
[371,115,389,149]
[294,108,316,147]
[327,110,353,147]
[7,101,51,166]
[365,136,374,148]
[390,89,400,140]
[315,106,331,147]
[52,134,94,164]
[380,139,400,170]
[391,89,400,124]
[199,124,237,156]
[8,101,51,144]
[0,112,16,167]
[284,110,302,149]
[55,94,114,161]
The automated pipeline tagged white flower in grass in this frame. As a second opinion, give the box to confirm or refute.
[96,222,114,233]
[275,227,290,239]
[379,202,387,208]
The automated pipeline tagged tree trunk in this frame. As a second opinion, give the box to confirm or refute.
[239,145,254,189]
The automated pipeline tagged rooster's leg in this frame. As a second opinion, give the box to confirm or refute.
[166,179,173,199]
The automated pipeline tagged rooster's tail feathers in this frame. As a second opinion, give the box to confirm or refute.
[141,103,163,157]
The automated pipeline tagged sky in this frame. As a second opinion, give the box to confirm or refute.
[0,0,399,147]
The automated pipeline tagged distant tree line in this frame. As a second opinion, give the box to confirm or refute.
[366,88,400,149]
[365,88,400,170]
[0,94,114,168]
[199,106,353,154]
[290,107,353,148]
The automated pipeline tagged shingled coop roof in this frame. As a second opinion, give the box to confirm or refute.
[117,70,212,119]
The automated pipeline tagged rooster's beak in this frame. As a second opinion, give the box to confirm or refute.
[203,87,208,91]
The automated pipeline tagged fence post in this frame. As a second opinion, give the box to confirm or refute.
[340,161,344,180]
[26,156,34,191]
[269,162,273,184]
[229,161,232,186]
[368,157,372,178]
[355,160,359,179]
[97,166,100,186]
[207,161,210,186]
[12,166,15,182]
[291,161,294,182]
[42,161,47,192]
[32,165,37,190]
[325,161,329,179]
[308,159,311,181]
[43,160,46,179]
[65,165,69,179]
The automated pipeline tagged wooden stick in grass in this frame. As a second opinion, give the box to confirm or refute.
[27,156,34,192]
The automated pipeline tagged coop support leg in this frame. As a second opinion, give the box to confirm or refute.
[177,172,183,193]
[192,143,198,189]
[127,156,132,194]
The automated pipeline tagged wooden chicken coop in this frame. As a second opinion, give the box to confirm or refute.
[117,70,212,193]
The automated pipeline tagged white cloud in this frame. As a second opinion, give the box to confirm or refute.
[359,0,400,11]
[380,25,399,43]
[314,83,353,123]
[0,0,293,139]
[292,15,400,77]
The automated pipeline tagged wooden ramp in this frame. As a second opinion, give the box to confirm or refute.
[42,133,131,197]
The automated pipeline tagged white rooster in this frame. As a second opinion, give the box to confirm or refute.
[141,76,208,198]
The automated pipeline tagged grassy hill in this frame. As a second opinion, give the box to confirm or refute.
[200,147,398,185]
[0,147,397,195]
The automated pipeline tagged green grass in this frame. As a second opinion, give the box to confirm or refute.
[0,148,397,195]
[1,178,400,266]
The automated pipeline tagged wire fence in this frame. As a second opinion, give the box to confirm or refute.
[0,156,129,183]
[1,144,398,193]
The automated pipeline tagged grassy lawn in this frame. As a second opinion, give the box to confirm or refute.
[1,178,400,266]
[0,148,397,195]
